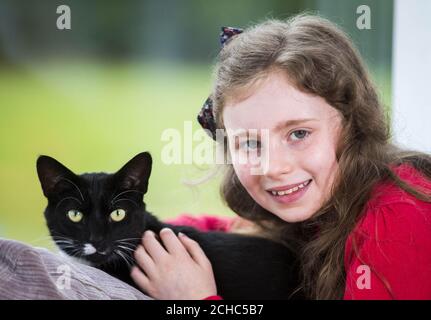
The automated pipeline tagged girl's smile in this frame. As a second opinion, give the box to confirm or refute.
[266,178,313,204]
[223,70,343,223]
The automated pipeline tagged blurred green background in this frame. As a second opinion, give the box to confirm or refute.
[0,0,393,248]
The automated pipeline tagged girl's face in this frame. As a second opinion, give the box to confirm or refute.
[223,71,343,223]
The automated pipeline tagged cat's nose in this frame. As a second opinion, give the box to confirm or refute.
[89,235,104,243]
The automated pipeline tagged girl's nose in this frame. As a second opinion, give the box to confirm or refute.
[264,142,293,179]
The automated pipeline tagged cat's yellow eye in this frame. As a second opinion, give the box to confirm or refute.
[110,209,126,222]
[67,210,83,223]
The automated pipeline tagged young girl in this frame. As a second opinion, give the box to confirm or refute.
[130,14,431,300]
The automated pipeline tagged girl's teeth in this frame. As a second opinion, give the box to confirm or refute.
[270,180,310,196]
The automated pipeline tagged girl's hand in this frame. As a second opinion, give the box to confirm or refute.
[131,228,218,300]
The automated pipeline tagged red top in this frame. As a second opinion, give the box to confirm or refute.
[168,164,431,300]
[165,214,233,232]
[343,164,431,299]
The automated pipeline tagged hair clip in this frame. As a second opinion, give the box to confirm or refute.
[220,26,243,46]
[197,97,217,139]
[197,26,243,140]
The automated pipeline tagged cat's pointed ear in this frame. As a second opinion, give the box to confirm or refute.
[115,152,152,194]
[36,155,77,198]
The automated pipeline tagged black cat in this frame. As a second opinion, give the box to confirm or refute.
[36,152,301,299]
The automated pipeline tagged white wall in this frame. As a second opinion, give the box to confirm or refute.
[392,0,431,153]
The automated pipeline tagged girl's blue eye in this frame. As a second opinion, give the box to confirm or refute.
[239,140,260,150]
[290,130,309,141]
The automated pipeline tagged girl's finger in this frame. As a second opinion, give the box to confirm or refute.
[142,230,168,261]
[178,233,212,268]
[134,245,157,278]
[159,228,187,256]
[130,266,152,292]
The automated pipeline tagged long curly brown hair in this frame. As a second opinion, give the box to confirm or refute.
[209,14,431,299]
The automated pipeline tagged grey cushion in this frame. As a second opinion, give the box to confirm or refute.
[0,238,151,300]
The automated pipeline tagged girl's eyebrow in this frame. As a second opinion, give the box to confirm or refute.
[273,118,318,131]
[230,118,318,137]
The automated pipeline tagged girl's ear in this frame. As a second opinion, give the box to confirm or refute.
[36,155,78,198]
[114,152,152,194]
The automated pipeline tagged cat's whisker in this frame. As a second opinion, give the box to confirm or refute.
[55,244,76,249]
[116,239,139,246]
[55,196,83,211]
[115,237,143,242]
[111,190,143,205]
[53,239,75,245]
[121,250,136,266]
[116,241,140,251]
[58,177,85,202]
[55,241,75,246]
[52,236,70,239]
[118,243,137,251]
[51,234,72,239]
[63,243,78,249]
[55,244,74,250]
[53,240,74,244]
[114,249,132,268]
[111,198,139,208]
[121,248,135,265]
[52,237,75,243]
[117,245,135,252]
[67,247,83,259]
[59,247,79,252]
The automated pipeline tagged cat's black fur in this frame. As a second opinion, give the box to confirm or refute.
[36,152,302,299]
